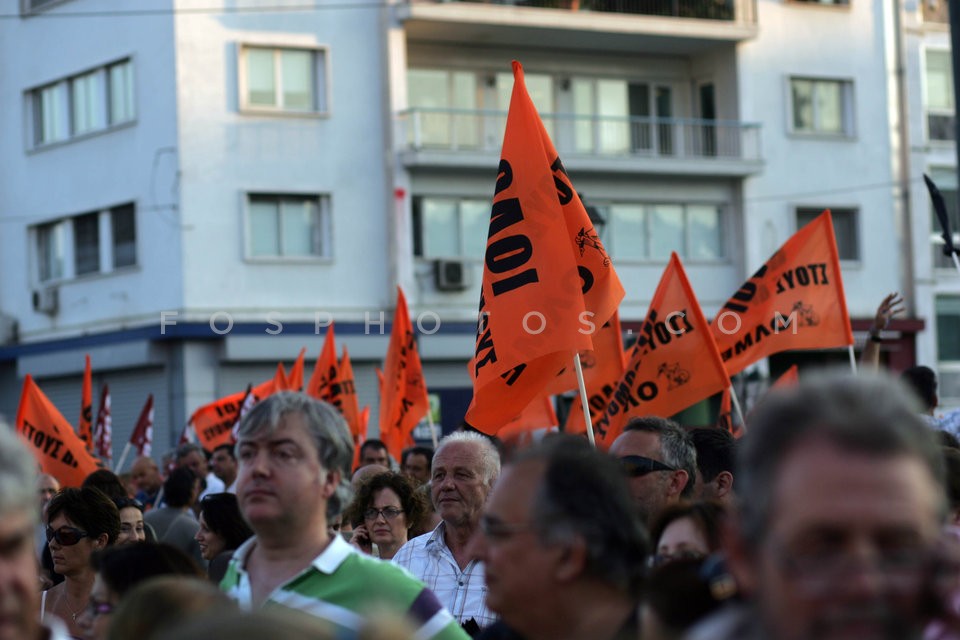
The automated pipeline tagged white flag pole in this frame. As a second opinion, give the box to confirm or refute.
[426,410,439,449]
[114,442,133,473]
[848,345,858,373]
[728,384,747,435]
[573,353,596,447]
[951,251,960,276]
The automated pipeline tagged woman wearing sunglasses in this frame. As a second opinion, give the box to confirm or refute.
[343,471,428,560]
[42,487,121,639]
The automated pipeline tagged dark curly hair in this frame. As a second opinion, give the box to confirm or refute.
[344,472,428,530]
[46,486,121,546]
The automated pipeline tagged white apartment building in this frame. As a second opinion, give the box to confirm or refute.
[0,0,929,452]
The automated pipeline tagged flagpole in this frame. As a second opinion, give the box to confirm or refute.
[847,345,858,373]
[426,411,439,449]
[728,385,747,435]
[951,251,960,277]
[114,443,133,473]
[573,353,596,447]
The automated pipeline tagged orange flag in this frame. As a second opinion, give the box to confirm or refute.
[596,253,730,449]
[772,364,800,388]
[78,355,93,452]
[379,287,430,462]
[333,346,363,440]
[16,375,100,487]
[562,312,628,435]
[307,326,338,401]
[711,210,853,377]
[190,375,281,452]
[466,61,624,434]
[498,395,558,447]
[287,348,307,393]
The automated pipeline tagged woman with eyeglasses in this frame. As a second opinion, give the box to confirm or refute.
[343,472,428,561]
[76,542,204,640]
[42,487,121,639]
[194,493,253,582]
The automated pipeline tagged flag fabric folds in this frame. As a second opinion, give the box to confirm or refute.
[16,375,100,487]
[466,60,624,434]
[562,312,628,435]
[307,326,338,402]
[333,347,363,442]
[130,395,154,457]
[710,210,853,377]
[772,364,800,389]
[379,287,430,462]
[93,384,112,465]
[78,355,93,452]
[287,348,307,393]
[596,253,730,449]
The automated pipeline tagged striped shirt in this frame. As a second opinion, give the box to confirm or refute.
[392,523,497,630]
[221,534,468,640]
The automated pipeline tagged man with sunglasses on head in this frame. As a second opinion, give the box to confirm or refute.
[608,416,696,527]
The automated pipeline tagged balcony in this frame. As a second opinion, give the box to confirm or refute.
[396,108,763,176]
[397,0,757,54]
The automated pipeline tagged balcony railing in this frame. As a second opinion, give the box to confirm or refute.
[408,0,739,21]
[397,108,762,162]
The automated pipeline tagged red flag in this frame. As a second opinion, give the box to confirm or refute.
[596,253,730,449]
[711,210,853,377]
[78,355,93,452]
[178,422,194,446]
[130,395,154,456]
[230,384,257,443]
[287,348,307,393]
[93,384,112,465]
[465,61,624,434]
[379,287,430,461]
[772,364,800,388]
[307,326,338,401]
[16,375,100,487]
[562,312,627,435]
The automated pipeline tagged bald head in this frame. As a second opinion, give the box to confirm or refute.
[130,456,162,494]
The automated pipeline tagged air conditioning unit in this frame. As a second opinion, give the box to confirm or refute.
[32,286,59,315]
[434,259,470,292]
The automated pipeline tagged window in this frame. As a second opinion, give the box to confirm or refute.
[789,77,854,136]
[247,194,330,258]
[29,58,135,147]
[598,202,725,261]
[796,207,859,260]
[790,0,849,5]
[925,50,955,142]
[412,197,489,259]
[31,203,136,283]
[73,212,100,276]
[938,297,960,361]
[929,168,959,269]
[407,69,481,148]
[241,47,326,114]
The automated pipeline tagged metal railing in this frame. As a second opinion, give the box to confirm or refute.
[397,107,762,161]
[410,0,740,21]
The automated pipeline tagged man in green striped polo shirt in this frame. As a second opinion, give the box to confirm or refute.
[220,392,468,640]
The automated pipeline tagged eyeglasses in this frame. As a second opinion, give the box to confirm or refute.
[618,455,676,477]
[84,599,115,618]
[46,526,89,546]
[363,507,404,522]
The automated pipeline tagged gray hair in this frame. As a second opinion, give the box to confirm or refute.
[175,442,206,461]
[738,369,946,547]
[0,417,40,520]
[435,431,500,487]
[514,436,648,596]
[236,392,354,509]
[623,416,697,498]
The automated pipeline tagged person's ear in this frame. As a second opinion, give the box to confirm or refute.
[667,469,689,498]
[321,468,341,499]
[714,471,735,498]
[94,533,109,550]
[554,537,587,583]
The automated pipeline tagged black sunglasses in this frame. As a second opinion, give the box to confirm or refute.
[618,455,676,477]
[46,525,90,546]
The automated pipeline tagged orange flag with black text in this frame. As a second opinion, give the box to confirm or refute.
[596,253,730,449]
[16,375,100,487]
[562,312,628,435]
[379,287,430,461]
[711,210,853,377]
[307,326,338,401]
[465,61,624,434]
[334,347,363,441]
[189,374,283,452]
[78,355,93,452]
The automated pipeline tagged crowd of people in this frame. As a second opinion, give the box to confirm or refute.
[4,361,960,639]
